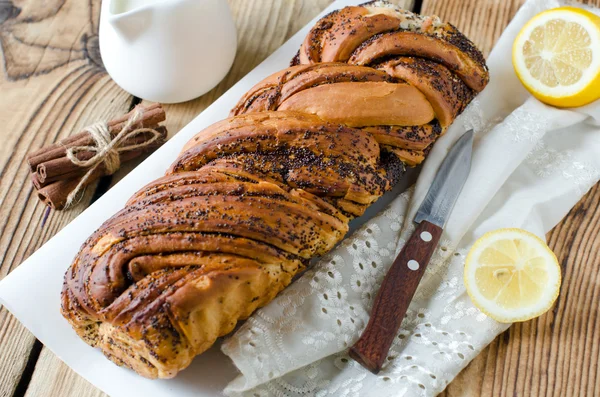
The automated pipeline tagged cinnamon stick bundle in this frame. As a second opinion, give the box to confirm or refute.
[27,104,168,210]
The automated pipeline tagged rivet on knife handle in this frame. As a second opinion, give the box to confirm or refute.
[349,220,443,373]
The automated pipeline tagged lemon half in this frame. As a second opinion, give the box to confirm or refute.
[513,6,600,107]
[464,228,561,323]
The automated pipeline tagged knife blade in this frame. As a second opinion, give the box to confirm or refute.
[349,130,474,374]
[414,130,474,227]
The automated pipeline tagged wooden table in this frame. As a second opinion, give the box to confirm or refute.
[0,0,598,396]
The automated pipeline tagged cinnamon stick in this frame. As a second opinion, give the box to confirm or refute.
[37,151,94,183]
[37,167,105,210]
[28,104,168,210]
[35,129,167,209]
[27,103,166,172]
[36,128,167,185]
[31,173,42,190]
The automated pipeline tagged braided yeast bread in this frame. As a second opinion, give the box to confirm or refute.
[61,3,488,379]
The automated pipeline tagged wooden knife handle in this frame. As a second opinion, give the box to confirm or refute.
[349,220,443,374]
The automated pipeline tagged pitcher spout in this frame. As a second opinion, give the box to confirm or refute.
[107,1,155,42]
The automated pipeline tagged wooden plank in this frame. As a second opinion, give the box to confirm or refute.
[20,1,411,396]
[24,348,105,397]
[0,1,133,396]
[419,0,600,396]
[0,308,38,396]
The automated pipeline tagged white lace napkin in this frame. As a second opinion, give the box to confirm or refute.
[221,0,600,395]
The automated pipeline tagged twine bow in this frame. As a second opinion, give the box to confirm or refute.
[64,108,162,208]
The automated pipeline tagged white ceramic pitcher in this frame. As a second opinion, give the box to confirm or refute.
[100,0,237,103]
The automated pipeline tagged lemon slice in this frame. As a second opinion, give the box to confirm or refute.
[464,228,561,323]
[513,6,600,107]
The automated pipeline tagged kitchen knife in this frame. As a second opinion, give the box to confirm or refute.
[349,129,474,374]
